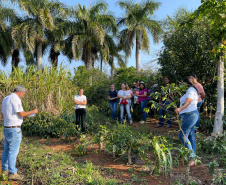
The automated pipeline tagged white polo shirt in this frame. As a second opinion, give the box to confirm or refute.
[1,93,24,126]
[74,95,86,109]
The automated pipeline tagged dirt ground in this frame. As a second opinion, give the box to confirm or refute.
[0,118,213,185]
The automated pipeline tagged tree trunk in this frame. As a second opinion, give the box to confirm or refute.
[50,48,60,68]
[111,66,113,77]
[136,32,141,73]
[86,52,92,70]
[100,57,103,72]
[128,147,132,164]
[213,42,224,135]
[37,41,43,70]
[12,49,20,72]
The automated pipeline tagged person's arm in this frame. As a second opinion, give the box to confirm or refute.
[17,109,38,118]
[137,92,147,97]
[117,92,124,99]
[74,97,87,105]
[175,98,192,114]
[200,92,205,99]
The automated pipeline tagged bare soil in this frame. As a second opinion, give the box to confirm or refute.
[0,118,213,185]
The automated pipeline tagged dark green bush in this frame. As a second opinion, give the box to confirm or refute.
[22,112,79,138]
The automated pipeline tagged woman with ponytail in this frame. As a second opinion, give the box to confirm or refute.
[175,76,199,166]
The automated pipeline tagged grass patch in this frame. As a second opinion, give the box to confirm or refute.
[17,139,118,185]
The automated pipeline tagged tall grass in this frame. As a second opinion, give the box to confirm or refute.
[0,66,75,115]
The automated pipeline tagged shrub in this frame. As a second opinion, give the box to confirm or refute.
[22,112,79,139]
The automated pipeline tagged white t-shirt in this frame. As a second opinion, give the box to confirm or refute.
[179,87,198,114]
[74,95,86,109]
[1,93,24,126]
[118,90,131,104]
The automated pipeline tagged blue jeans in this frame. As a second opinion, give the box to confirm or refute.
[139,99,148,121]
[158,100,172,126]
[2,128,22,174]
[195,99,204,128]
[120,104,132,123]
[110,101,118,120]
[179,110,199,159]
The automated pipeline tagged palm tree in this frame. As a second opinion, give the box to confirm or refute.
[0,5,15,67]
[11,0,65,70]
[101,33,127,75]
[66,2,117,70]
[117,0,162,72]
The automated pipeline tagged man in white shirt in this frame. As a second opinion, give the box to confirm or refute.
[74,89,87,134]
[1,85,38,181]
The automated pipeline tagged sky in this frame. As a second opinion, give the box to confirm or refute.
[0,0,201,75]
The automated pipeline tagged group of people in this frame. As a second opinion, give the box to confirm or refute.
[108,74,205,166]
[108,81,149,125]
[1,74,205,180]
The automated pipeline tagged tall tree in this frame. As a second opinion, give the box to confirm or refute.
[65,2,117,70]
[117,0,162,72]
[190,0,226,134]
[11,0,64,70]
[0,5,15,67]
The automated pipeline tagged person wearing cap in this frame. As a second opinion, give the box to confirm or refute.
[137,82,148,124]
[190,74,205,130]
[1,85,38,181]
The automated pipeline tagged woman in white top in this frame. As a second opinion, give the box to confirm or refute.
[117,83,132,124]
[74,89,87,133]
[175,77,199,166]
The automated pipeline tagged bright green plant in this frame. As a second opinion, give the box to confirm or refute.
[74,135,90,156]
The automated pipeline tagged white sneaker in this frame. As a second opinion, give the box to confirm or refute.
[139,120,145,124]
[129,121,133,125]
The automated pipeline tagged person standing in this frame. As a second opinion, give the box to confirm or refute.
[175,77,199,166]
[137,82,148,124]
[118,83,132,124]
[156,77,172,128]
[108,84,118,120]
[74,89,87,134]
[1,85,38,181]
[131,82,136,109]
[190,74,205,129]
[133,81,140,104]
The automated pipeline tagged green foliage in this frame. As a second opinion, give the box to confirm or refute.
[17,140,118,184]
[22,112,79,138]
[0,66,75,116]
[196,133,226,155]
[104,124,139,156]
[159,9,220,110]
[152,136,173,177]
[74,135,90,156]
[114,67,155,89]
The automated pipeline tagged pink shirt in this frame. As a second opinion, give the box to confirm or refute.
[138,88,148,102]
[195,82,204,102]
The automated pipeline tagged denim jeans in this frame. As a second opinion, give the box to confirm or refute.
[110,101,118,120]
[179,109,199,159]
[139,99,148,122]
[120,104,132,123]
[2,127,22,174]
[158,100,172,126]
[195,99,204,128]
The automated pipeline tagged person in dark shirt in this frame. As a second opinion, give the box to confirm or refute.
[155,77,172,128]
[108,84,118,120]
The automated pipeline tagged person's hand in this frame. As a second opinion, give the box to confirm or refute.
[175,108,180,114]
[33,108,38,114]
